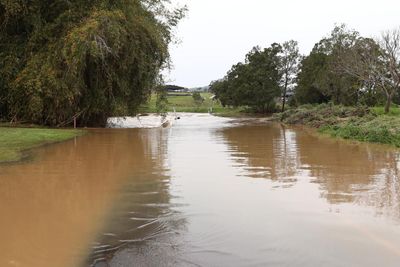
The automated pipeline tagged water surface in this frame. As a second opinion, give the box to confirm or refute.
[1,114,400,266]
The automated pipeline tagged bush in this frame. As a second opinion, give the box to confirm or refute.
[192,92,205,106]
[277,104,400,147]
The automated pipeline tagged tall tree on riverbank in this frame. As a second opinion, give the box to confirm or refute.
[0,0,185,126]
[337,29,400,113]
[295,25,363,106]
[378,29,400,113]
[278,40,300,112]
[295,50,330,104]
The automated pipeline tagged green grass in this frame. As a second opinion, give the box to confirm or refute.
[319,115,400,147]
[278,104,400,147]
[0,128,84,163]
[139,92,245,116]
[371,106,400,116]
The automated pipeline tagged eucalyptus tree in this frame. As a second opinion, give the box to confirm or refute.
[279,40,300,112]
[378,29,400,112]
[336,28,400,113]
[296,24,363,105]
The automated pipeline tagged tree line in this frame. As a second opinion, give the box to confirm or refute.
[210,24,400,114]
[0,0,185,126]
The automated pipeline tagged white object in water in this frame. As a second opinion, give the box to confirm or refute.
[107,114,175,129]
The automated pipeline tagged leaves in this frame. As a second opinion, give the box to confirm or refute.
[296,25,363,106]
[0,0,185,126]
[211,44,282,113]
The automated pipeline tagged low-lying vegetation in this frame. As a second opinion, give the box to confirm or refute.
[276,104,400,147]
[0,128,84,163]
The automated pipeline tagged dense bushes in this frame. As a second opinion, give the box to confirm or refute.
[278,104,370,127]
[321,116,400,147]
[277,104,400,147]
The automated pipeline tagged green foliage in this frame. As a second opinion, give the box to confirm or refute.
[295,25,368,106]
[279,40,300,112]
[192,92,204,106]
[278,104,370,127]
[209,79,232,107]
[0,0,185,126]
[320,116,400,147]
[371,106,400,116]
[277,103,400,147]
[295,52,330,104]
[211,44,282,113]
[155,88,168,115]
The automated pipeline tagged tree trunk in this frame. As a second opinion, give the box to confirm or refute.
[385,93,392,114]
[281,91,286,113]
[281,81,288,113]
[336,86,340,105]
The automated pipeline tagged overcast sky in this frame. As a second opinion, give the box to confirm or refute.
[164,0,400,88]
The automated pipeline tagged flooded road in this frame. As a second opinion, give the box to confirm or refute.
[1,114,400,266]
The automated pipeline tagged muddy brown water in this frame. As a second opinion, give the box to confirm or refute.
[1,114,400,266]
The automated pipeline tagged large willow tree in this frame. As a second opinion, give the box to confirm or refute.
[0,0,184,126]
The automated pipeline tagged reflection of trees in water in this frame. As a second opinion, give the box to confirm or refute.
[296,133,400,215]
[88,129,187,267]
[296,133,383,203]
[220,124,301,185]
[221,123,400,221]
[353,153,400,220]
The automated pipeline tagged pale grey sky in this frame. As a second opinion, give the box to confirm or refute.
[165,0,400,88]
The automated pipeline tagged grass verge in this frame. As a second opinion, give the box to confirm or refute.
[276,104,400,147]
[0,127,84,163]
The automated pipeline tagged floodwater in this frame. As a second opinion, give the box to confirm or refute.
[1,114,400,266]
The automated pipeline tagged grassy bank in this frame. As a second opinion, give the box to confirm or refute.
[276,104,400,147]
[139,92,245,116]
[0,127,84,163]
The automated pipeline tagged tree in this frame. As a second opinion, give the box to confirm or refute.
[295,24,363,106]
[210,79,232,107]
[336,28,400,113]
[279,40,300,112]
[156,86,168,116]
[379,29,400,113]
[0,0,186,126]
[192,92,204,107]
[211,44,282,113]
[295,48,330,104]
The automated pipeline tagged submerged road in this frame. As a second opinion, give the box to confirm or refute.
[1,114,400,266]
